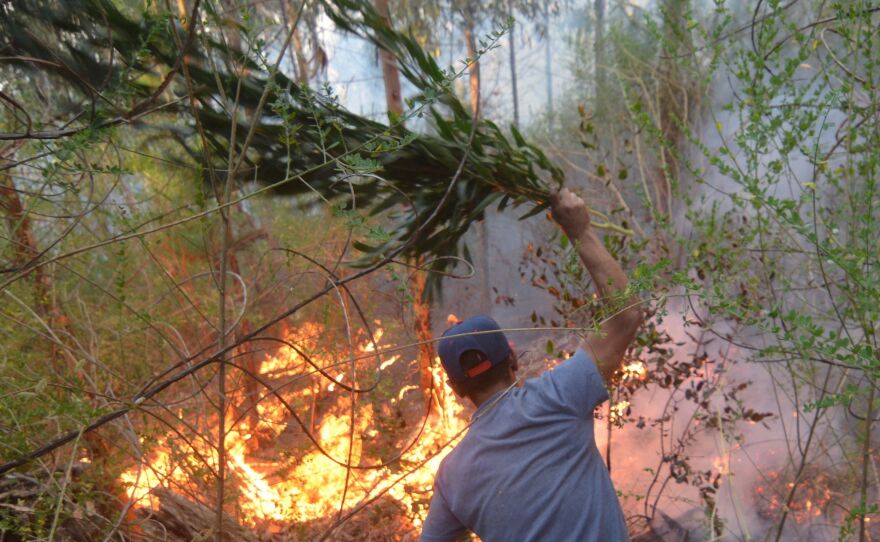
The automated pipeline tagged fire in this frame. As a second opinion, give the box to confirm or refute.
[712,455,729,476]
[621,360,647,381]
[120,321,468,533]
[754,469,835,524]
[258,321,324,378]
[610,400,630,425]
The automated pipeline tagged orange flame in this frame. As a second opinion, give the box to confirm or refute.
[755,469,835,524]
[610,400,630,425]
[621,360,647,381]
[120,322,468,531]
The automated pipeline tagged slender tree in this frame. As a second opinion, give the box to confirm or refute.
[374,0,405,118]
[544,7,553,126]
[372,0,438,411]
[461,6,481,118]
[594,0,605,98]
[653,0,693,216]
[508,4,519,128]
[278,0,312,84]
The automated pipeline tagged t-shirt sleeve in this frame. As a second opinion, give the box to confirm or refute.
[419,481,467,542]
[534,348,609,418]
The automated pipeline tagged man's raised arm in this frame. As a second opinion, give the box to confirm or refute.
[550,188,643,383]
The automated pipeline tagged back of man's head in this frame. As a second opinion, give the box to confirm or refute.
[455,350,512,397]
[437,315,515,399]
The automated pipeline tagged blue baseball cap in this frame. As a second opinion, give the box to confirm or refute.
[438,315,511,384]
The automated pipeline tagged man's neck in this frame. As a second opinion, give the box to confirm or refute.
[470,379,515,408]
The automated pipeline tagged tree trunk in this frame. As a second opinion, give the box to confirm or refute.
[508,7,519,128]
[462,11,491,315]
[0,170,52,325]
[412,270,441,414]
[279,0,310,86]
[594,0,605,100]
[292,28,310,85]
[372,0,437,410]
[654,0,692,216]
[222,0,241,52]
[177,0,188,27]
[306,18,327,83]
[463,15,480,119]
[374,0,404,120]
[858,387,875,542]
[544,8,553,127]
[0,148,69,376]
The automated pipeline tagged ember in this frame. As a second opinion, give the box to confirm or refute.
[621,361,647,381]
[754,469,835,525]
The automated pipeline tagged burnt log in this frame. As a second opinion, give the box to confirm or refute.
[133,488,258,541]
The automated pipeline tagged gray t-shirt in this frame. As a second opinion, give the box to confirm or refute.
[420,349,630,542]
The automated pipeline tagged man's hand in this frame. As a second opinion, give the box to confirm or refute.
[550,188,591,239]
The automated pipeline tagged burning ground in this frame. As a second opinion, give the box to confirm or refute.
[114,321,469,540]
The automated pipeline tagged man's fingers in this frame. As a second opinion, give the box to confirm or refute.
[549,187,573,207]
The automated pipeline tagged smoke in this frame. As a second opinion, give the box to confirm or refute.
[639,28,859,540]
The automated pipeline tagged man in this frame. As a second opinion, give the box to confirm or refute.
[420,188,643,542]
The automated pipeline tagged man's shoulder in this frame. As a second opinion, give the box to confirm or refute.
[540,348,601,382]
[515,348,609,418]
[520,348,592,388]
